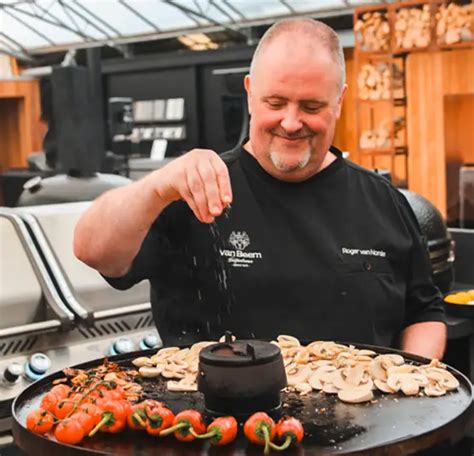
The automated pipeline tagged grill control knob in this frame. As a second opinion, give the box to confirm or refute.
[25,353,51,381]
[110,338,134,355]
[4,362,23,383]
[139,333,161,350]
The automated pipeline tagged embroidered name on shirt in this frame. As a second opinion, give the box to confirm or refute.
[342,247,387,258]
[220,231,263,268]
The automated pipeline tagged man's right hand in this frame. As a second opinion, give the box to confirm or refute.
[74,148,232,277]
[150,149,233,224]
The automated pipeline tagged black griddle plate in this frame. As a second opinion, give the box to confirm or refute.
[12,343,473,455]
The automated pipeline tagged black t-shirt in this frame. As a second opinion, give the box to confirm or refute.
[105,145,445,347]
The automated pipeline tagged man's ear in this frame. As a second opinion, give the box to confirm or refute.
[335,83,348,119]
[244,74,252,116]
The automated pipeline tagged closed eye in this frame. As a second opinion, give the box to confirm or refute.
[266,100,286,109]
[301,102,326,113]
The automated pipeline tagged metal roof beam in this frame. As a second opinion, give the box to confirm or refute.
[221,0,246,20]
[0,7,56,45]
[209,0,236,23]
[0,30,30,55]
[279,0,295,14]
[58,1,112,39]
[1,3,88,40]
[71,0,123,37]
[30,1,94,41]
[58,0,83,36]
[161,0,201,26]
[0,43,34,62]
[26,6,354,55]
[165,0,246,38]
[118,0,160,32]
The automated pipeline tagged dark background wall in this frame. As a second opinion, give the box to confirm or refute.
[103,46,255,157]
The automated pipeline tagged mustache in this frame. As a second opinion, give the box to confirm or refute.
[269,128,314,140]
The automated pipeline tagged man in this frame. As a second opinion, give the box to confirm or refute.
[74,19,446,359]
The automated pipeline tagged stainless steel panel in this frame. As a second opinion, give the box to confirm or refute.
[0,217,43,329]
[14,203,150,318]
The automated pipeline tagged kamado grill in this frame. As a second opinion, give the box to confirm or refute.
[0,202,160,448]
[11,341,474,455]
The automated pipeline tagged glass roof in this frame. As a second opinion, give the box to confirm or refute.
[0,0,390,58]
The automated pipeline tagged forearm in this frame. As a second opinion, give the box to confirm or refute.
[399,321,447,360]
[73,169,169,277]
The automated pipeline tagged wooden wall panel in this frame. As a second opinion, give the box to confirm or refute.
[334,49,358,161]
[406,48,474,217]
[0,79,42,170]
[444,94,474,222]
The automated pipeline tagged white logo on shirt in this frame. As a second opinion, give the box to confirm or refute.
[228,231,250,250]
[219,231,263,268]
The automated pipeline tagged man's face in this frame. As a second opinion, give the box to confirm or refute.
[244,38,346,182]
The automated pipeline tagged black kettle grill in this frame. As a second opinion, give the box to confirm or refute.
[197,334,287,418]
[399,189,455,293]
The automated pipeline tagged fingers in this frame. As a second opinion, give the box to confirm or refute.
[209,153,233,207]
[173,150,233,224]
[197,159,223,218]
[185,166,214,224]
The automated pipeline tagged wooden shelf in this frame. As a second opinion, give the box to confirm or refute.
[358,98,407,106]
[360,147,408,155]
[438,41,474,50]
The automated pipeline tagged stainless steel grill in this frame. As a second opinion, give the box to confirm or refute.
[0,202,161,442]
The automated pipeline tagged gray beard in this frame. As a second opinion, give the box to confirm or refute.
[269,149,311,172]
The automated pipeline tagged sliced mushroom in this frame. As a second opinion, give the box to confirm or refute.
[294,349,311,364]
[295,382,312,395]
[345,364,366,386]
[381,354,405,367]
[139,366,162,378]
[374,378,395,393]
[322,382,339,394]
[424,381,447,397]
[132,357,153,368]
[401,379,420,396]
[423,368,459,391]
[313,365,337,384]
[286,364,313,387]
[369,357,388,381]
[387,373,428,393]
[387,364,420,376]
[308,372,324,390]
[338,385,374,403]
[167,380,198,392]
[357,349,377,357]
[277,335,301,348]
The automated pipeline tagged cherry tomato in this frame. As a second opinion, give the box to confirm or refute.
[71,411,95,435]
[50,384,71,399]
[26,409,54,435]
[78,403,103,426]
[54,418,84,445]
[40,392,58,413]
[53,393,81,419]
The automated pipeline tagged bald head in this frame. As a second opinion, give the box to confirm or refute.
[249,18,346,93]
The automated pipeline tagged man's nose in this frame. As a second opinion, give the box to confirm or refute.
[280,107,303,134]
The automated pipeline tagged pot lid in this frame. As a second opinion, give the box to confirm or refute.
[199,336,282,367]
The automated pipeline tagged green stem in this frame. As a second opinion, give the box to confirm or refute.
[262,425,271,455]
[159,421,188,437]
[269,435,293,451]
[133,412,147,428]
[64,380,111,420]
[88,412,112,437]
[191,428,216,439]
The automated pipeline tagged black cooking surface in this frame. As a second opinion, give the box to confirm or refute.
[12,344,473,455]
